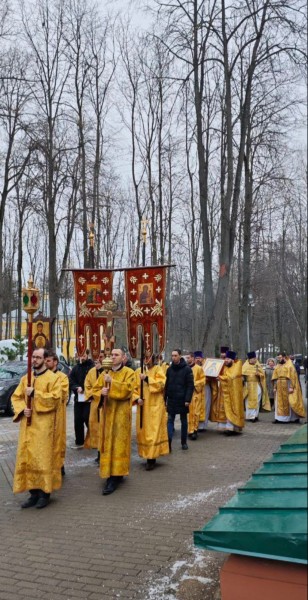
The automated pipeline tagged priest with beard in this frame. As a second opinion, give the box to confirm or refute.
[12,348,61,509]
[210,350,245,435]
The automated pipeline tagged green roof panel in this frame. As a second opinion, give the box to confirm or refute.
[194,424,308,564]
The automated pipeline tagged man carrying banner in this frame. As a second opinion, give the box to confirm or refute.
[133,352,169,470]
[92,348,135,495]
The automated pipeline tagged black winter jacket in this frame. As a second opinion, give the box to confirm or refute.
[69,359,94,400]
[164,358,194,414]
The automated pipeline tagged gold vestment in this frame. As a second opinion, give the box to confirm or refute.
[242,360,270,411]
[211,361,244,428]
[133,365,169,459]
[54,370,69,467]
[84,366,103,449]
[92,366,135,478]
[272,363,306,418]
[12,370,62,494]
[188,364,206,433]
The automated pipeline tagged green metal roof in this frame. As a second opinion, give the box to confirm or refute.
[194,424,308,564]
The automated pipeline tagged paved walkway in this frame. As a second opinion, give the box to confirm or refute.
[0,402,305,600]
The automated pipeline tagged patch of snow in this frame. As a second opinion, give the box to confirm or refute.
[170,560,186,576]
[147,576,178,600]
[180,574,213,585]
[142,482,243,519]
[67,456,96,469]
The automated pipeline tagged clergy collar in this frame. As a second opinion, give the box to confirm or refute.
[112,363,123,372]
[33,368,48,377]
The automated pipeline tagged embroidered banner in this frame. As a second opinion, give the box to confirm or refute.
[72,270,113,359]
[124,266,167,358]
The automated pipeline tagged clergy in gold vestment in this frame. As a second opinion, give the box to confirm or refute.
[133,354,169,470]
[272,352,306,423]
[46,351,69,475]
[186,353,206,439]
[84,351,105,451]
[92,348,135,495]
[210,350,244,434]
[242,351,270,422]
[12,348,62,509]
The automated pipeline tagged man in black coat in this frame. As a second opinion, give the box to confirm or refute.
[164,349,194,450]
[69,351,94,448]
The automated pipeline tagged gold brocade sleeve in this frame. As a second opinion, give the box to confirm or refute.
[132,369,141,403]
[193,365,206,393]
[147,366,166,394]
[56,372,69,404]
[34,377,61,413]
[84,367,97,400]
[109,369,135,401]
[12,377,27,422]
[92,372,105,401]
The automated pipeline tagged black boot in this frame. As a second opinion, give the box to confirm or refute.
[145,459,156,471]
[36,491,50,509]
[21,493,39,509]
[102,476,119,496]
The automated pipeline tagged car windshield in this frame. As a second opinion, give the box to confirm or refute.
[0,364,26,379]
[0,369,16,379]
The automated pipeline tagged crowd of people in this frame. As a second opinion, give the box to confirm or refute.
[11,345,306,508]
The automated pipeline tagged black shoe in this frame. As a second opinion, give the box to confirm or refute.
[168,439,172,453]
[145,462,156,471]
[21,495,39,509]
[36,497,50,509]
[102,477,117,495]
[191,432,197,440]
[61,466,65,476]
[291,419,300,424]
[272,419,285,424]
[182,443,189,450]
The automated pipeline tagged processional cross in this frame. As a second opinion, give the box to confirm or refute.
[93,300,126,355]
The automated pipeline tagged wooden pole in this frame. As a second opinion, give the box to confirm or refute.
[26,315,33,426]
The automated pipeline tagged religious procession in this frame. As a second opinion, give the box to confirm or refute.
[11,266,306,508]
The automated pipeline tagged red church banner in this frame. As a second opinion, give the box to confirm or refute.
[124,266,167,358]
[72,269,113,359]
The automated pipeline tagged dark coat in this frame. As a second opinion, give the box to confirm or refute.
[164,358,194,414]
[69,359,94,400]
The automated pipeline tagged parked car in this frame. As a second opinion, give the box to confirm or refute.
[0,361,27,416]
[0,359,72,416]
